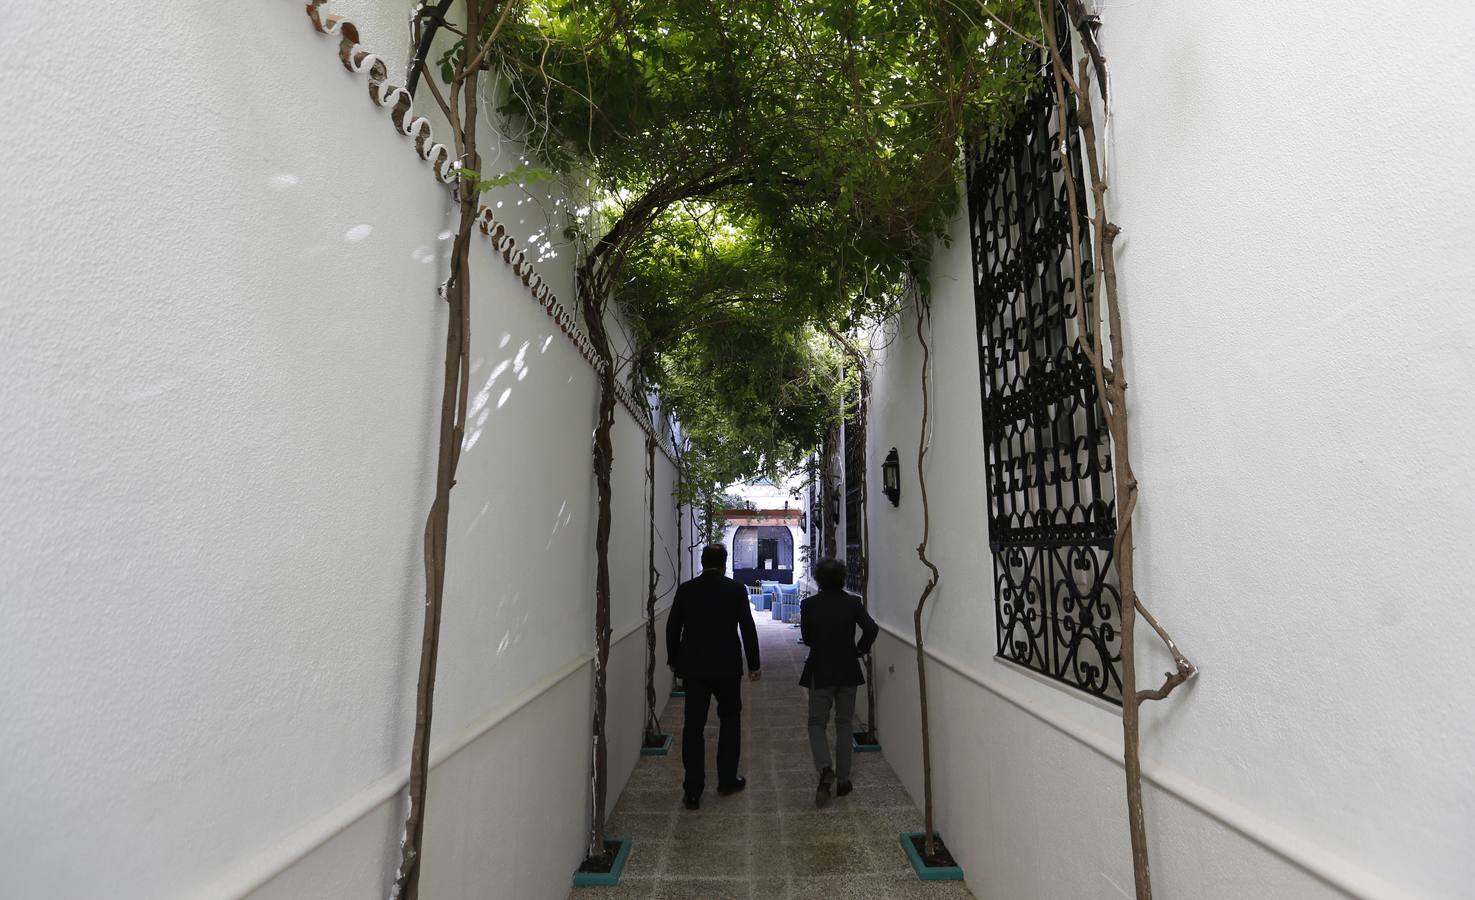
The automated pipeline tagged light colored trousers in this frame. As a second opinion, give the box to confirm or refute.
[807,684,858,780]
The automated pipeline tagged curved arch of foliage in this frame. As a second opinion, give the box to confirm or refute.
[486,0,1042,481]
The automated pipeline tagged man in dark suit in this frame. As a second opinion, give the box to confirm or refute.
[799,557,879,807]
[667,543,761,809]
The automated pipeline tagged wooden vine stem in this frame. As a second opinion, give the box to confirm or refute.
[1037,3,1199,898]
[643,431,662,742]
[390,1,494,896]
[855,376,879,740]
[582,272,617,861]
[912,298,940,858]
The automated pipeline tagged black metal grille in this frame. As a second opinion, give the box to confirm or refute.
[808,453,825,561]
[964,23,1122,703]
[843,386,866,594]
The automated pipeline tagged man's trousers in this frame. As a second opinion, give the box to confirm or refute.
[807,684,857,780]
[681,674,743,796]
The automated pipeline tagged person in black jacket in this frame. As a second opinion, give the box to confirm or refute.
[666,544,761,809]
[799,557,879,807]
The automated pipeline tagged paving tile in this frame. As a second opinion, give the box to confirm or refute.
[649,877,750,900]
[746,876,788,899]
[661,839,758,879]
[621,840,669,879]
[856,782,917,809]
[619,787,686,813]
[606,809,677,842]
[780,837,872,878]
[673,811,757,842]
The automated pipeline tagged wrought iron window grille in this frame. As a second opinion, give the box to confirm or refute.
[964,9,1123,703]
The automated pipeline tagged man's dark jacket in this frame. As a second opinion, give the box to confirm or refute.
[799,588,880,689]
[667,570,761,679]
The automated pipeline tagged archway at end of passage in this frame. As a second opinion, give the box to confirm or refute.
[732,525,794,585]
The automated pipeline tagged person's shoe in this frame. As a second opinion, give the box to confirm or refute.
[682,792,701,810]
[836,780,853,798]
[716,775,746,796]
[815,767,836,808]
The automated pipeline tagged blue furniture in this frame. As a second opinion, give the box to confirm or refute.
[777,583,801,622]
[757,581,779,616]
[747,585,768,610]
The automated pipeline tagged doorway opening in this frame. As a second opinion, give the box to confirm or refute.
[732,525,794,585]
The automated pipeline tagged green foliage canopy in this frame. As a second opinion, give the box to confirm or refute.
[472,0,1045,495]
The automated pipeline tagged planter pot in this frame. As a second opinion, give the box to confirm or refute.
[573,837,633,887]
[900,832,963,881]
[640,733,673,756]
[852,731,881,753]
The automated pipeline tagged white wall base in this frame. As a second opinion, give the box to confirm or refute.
[870,627,1414,900]
[232,610,671,900]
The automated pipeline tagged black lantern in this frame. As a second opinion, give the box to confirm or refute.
[882,448,901,506]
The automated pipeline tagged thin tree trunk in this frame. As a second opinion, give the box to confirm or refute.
[643,433,662,741]
[392,3,484,895]
[912,299,940,857]
[675,456,684,583]
[579,258,619,860]
[854,369,878,738]
[1037,5,1197,896]
[588,367,615,858]
[822,424,839,559]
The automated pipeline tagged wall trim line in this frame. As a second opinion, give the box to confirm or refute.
[203,605,672,900]
[872,622,1411,900]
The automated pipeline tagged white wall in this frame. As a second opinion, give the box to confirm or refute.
[0,3,682,898]
[862,2,1475,898]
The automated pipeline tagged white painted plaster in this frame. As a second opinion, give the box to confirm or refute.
[861,3,1475,896]
[1,3,685,897]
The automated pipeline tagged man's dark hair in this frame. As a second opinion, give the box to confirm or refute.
[701,543,728,570]
[813,557,848,591]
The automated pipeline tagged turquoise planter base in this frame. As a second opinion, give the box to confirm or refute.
[900,832,964,881]
[640,734,673,756]
[573,837,632,887]
[669,689,685,698]
[852,732,881,753]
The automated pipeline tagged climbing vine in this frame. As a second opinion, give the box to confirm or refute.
[382,2,513,897]
[1038,2,1199,897]
[911,294,942,860]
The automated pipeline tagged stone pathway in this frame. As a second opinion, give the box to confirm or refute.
[571,612,974,899]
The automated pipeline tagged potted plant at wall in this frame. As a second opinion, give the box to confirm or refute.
[640,433,674,756]
[899,296,963,882]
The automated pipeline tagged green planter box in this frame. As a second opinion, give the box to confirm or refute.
[900,832,964,882]
[573,837,633,887]
[640,734,673,756]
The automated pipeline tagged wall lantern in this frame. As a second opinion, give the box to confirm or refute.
[882,448,901,507]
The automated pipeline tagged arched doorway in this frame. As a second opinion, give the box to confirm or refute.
[732,525,794,585]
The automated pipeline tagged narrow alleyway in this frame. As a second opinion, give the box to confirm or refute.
[572,613,974,899]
